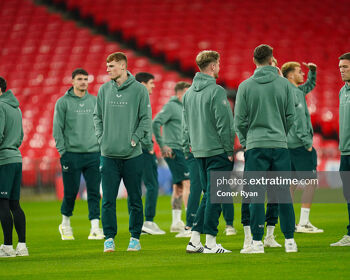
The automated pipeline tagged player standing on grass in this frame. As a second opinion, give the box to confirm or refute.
[183,50,234,253]
[153,81,191,233]
[281,61,323,233]
[53,68,104,241]
[0,77,28,257]
[93,52,151,252]
[135,72,165,235]
[235,44,297,254]
[331,52,350,247]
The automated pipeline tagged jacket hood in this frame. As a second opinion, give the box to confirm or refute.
[192,72,216,91]
[169,96,182,104]
[252,66,279,84]
[112,71,136,90]
[65,87,89,100]
[0,90,19,108]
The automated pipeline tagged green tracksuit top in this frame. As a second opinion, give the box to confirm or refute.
[339,83,350,155]
[182,72,234,158]
[153,96,183,150]
[0,90,23,165]
[53,87,100,156]
[287,70,316,149]
[93,72,151,159]
[234,66,295,150]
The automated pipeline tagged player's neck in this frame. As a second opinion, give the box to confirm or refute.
[201,70,215,79]
[115,71,128,86]
[289,79,298,87]
[73,88,86,98]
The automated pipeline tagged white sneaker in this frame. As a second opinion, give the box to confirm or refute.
[330,235,350,247]
[170,220,185,232]
[242,235,253,249]
[295,222,324,233]
[59,224,74,240]
[142,221,166,235]
[285,239,298,253]
[88,228,105,240]
[15,245,29,256]
[176,228,192,238]
[240,241,264,254]
[0,245,16,258]
[264,235,282,248]
[186,242,204,253]
[204,244,231,253]
[224,226,237,236]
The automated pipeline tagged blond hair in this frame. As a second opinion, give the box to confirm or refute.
[106,52,128,66]
[195,50,220,71]
[281,62,301,78]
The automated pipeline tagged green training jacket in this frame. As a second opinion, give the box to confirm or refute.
[339,83,350,155]
[182,72,234,158]
[234,66,295,150]
[0,90,23,165]
[93,72,151,159]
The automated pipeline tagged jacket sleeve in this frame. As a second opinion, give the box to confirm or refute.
[52,98,66,156]
[17,109,24,148]
[285,84,296,135]
[211,87,234,156]
[93,87,104,145]
[140,98,154,151]
[152,102,172,148]
[293,94,313,149]
[182,98,190,157]
[298,70,316,95]
[132,87,152,145]
[234,84,248,148]
[0,107,5,145]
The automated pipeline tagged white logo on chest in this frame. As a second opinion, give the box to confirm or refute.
[79,103,85,107]
[116,94,122,98]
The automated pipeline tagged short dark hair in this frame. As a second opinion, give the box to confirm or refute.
[339,52,350,60]
[0,77,7,92]
[135,72,155,83]
[72,68,88,79]
[254,44,273,65]
[106,52,128,66]
[175,81,191,93]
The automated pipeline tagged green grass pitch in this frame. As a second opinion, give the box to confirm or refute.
[1,196,350,279]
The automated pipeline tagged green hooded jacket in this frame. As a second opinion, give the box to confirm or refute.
[153,96,183,150]
[93,72,151,159]
[53,87,100,156]
[234,66,295,150]
[287,70,316,149]
[339,83,350,155]
[0,90,23,165]
[182,72,234,158]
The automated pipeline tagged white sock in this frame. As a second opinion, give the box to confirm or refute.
[243,226,251,238]
[91,219,99,229]
[299,208,310,225]
[62,215,70,227]
[17,242,27,249]
[205,234,216,248]
[253,240,262,245]
[172,210,181,224]
[266,226,275,237]
[285,238,295,243]
[189,231,201,246]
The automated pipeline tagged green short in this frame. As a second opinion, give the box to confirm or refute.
[0,162,22,200]
[289,146,317,179]
[164,149,190,184]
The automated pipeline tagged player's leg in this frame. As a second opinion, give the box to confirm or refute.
[59,152,81,240]
[141,151,164,234]
[0,163,16,257]
[82,152,104,239]
[272,148,297,253]
[331,155,350,246]
[122,154,144,251]
[203,153,233,253]
[222,203,236,235]
[100,156,122,252]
